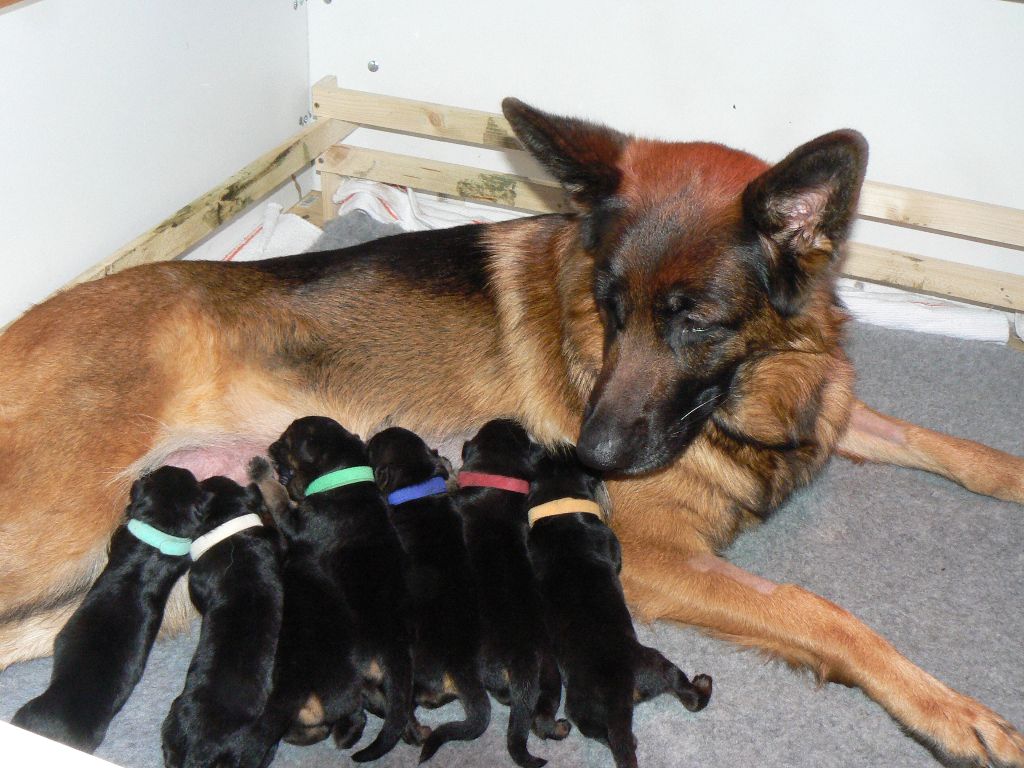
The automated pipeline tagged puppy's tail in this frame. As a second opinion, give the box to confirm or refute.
[606,697,639,768]
[350,653,412,763]
[506,657,546,768]
[418,667,491,763]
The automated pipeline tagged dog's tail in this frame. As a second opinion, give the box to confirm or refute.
[350,652,413,763]
[418,666,491,763]
[506,656,547,768]
[606,696,639,768]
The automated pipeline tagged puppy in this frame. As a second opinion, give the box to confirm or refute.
[367,426,491,763]
[455,419,570,768]
[527,446,712,768]
[247,455,365,752]
[12,466,204,753]
[161,476,284,768]
[268,415,416,762]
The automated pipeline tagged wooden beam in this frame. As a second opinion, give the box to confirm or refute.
[317,145,572,214]
[859,181,1024,250]
[67,118,356,287]
[311,81,1024,251]
[312,76,522,150]
[841,242,1024,312]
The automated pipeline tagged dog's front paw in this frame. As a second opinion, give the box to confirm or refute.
[908,690,1024,768]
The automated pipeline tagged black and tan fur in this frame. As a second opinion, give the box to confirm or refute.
[456,418,570,768]
[11,466,205,753]
[367,426,490,763]
[1,98,1023,767]
[527,445,711,768]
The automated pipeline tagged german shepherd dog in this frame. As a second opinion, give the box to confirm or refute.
[1,97,1022,767]
[161,476,283,768]
[366,426,491,763]
[268,415,416,762]
[11,466,205,753]
[456,419,570,768]
[527,445,711,768]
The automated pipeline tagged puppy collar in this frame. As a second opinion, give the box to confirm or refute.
[527,497,604,527]
[387,476,448,506]
[457,471,530,495]
[126,519,192,557]
[190,513,263,560]
[304,465,376,497]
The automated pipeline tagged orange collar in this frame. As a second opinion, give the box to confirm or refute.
[527,497,604,527]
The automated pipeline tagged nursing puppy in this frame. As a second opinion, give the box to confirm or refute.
[527,446,712,768]
[161,476,283,768]
[11,466,204,753]
[269,415,416,762]
[455,419,570,768]
[247,455,365,752]
[367,426,491,763]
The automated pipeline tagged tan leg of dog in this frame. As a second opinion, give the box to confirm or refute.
[837,400,1024,503]
[619,543,1024,768]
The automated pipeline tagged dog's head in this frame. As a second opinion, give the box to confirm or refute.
[460,418,544,479]
[367,426,450,494]
[269,415,368,500]
[196,475,265,535]
[528,443,608,511]
[127,465,206,538]
[503,99,867,475]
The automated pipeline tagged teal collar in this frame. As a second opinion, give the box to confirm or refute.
[304,465,376,497]
[126,519,192,557]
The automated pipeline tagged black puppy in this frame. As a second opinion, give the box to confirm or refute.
[268,415,416,762]
[455,420,571,768]
[161,476,284,768]
[247,454,365,751]
[367,426,491,763]
[12,466,204,753]
[527,446,712,768]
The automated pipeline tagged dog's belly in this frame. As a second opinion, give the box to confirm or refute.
[161,441,273,484]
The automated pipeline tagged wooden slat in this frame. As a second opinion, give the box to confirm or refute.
[67,118,356,287]
[312,76,522,150]
[312,81,1024,251]
[841,242,1024,312]
[317,145,572,214]
[318,144,1023,311]
[859,181,1024,250]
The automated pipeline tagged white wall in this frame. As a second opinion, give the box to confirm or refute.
[0,0,311,324]
[308,0,1024,277]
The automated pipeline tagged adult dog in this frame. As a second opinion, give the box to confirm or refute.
[0,98,1022,767]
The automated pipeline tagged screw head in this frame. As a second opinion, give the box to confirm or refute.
[367,60,379,73]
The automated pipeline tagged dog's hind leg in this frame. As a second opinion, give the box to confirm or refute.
[620,545,1024,768]
[633,645,712,713]
[838,400,1024,503]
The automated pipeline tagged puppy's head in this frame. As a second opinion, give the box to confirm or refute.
[126,465,206,539]
[366,426,450,494]
[503,99,867,476]
[269,416,368,500]
[460,418,544,479]
[196,475,265,535]
[528,443,608,512]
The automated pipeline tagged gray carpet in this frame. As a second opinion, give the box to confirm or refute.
[2,215,1021,767]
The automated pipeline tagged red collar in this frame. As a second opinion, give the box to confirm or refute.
[457,471,530,495]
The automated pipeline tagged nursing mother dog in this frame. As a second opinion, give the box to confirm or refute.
[1,97,1023,767]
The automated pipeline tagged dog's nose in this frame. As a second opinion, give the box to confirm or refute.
[576,417,632,472]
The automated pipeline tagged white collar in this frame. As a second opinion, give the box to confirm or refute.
[190,513,263,561]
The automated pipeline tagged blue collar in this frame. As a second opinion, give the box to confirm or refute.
[386,476,448,506]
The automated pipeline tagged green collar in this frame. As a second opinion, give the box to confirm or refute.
[304,465,376,497]
[126,519,192,557]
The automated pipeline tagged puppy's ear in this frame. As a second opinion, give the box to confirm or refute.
[128,476,145,505]
[502,98,626,210]
[431,449,452,480]
[742,129,868,316]
[373,464,394,493]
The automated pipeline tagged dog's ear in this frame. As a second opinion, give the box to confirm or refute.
[373,464,394,493]
[502,98,626,210]
[742,129,868,316]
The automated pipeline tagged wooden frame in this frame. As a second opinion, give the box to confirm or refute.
[36,77,1024,318]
